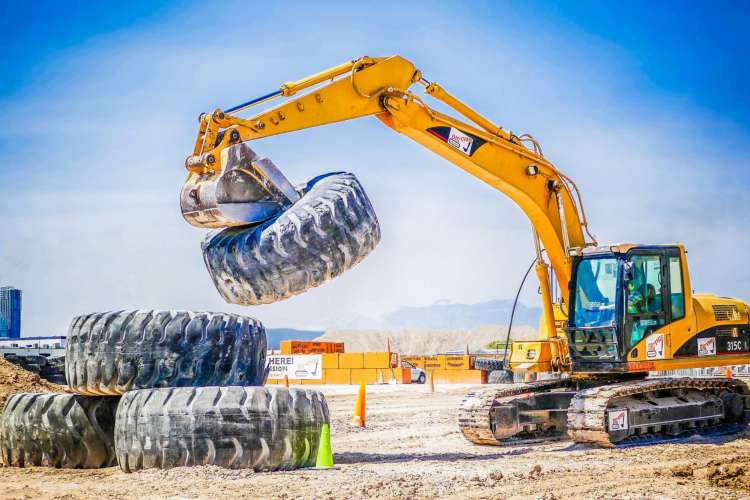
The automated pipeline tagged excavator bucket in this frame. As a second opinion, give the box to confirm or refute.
[180,143,300,228]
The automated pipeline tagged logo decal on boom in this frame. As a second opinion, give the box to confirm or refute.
[427,126,486,156]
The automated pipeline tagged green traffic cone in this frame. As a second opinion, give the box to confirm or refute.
[315,423,334,468]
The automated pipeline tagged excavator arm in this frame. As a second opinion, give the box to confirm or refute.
[184,55,596,340]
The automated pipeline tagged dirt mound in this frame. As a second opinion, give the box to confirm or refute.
[0,357,69,412]
[669,455,750,491]
[316,325,537,355]
[706,456,750,490]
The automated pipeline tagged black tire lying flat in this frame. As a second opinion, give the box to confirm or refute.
[0,393,118,468]
[115,386,329,472]
[202,172,381,305]
[474,358,505,372]
[487,369,514,384]
[66,310,267,396]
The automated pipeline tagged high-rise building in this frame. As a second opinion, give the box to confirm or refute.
[0,287,21,339]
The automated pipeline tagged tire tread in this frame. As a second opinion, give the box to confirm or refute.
[0,393,118,468]
[202,172,380,305]
[115,386,329,472]
[66,310,267,396]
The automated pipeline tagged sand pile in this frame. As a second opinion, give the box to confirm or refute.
[0,357,69,412]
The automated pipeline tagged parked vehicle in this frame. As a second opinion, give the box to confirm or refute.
[401,360,426,384]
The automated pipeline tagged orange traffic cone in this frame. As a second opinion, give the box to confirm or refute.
[352,381,366,428]
[427,371,435,393]
[726,367,733,380]
[283,375,290,388]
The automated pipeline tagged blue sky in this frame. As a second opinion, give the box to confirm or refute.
[1,1,749,335]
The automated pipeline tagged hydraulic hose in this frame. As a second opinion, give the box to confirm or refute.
[501,253,542,365]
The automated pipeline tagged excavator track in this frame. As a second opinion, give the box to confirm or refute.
[458,379,573,445]
[567,377,750,447]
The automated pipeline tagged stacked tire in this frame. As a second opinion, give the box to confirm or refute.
[0,310,330,471]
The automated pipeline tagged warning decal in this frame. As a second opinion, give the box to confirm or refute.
[697,337,717,356]
[608,409,628,431]
[426,126,486,156]
[646,333,665,360]
[448,128,474,153]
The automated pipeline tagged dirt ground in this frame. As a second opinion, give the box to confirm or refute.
[2,383,750,499]
[0,358,68,410]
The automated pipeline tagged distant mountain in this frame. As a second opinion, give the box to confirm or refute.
[266,299,541,347]
[382,299,541,330]
[266,328,323,349]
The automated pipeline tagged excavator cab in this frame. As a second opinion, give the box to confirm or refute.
[566,244,685,373]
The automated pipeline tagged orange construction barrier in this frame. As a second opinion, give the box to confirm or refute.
[280,340,344,355]
[351,368,378,385]
[352,381,366,427]
[339,353,364,369]
[427,371,435,393]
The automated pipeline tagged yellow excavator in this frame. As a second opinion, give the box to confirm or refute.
[182,55,750,447]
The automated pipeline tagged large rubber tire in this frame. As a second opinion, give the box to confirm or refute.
[487,369,514,384]
[66,310,267,396]
[0,393,118,468]
[115,386,329,472]
[473,358,505,372]
[40,356,67,384]
[202,172,381,305]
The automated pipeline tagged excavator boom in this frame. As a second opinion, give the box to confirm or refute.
[184,55,595,307]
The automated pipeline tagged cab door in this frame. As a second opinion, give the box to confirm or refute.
[624,251,670,359]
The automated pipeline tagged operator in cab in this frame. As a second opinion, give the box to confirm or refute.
[626,263,654,345]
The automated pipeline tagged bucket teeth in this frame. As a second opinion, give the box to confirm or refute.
[181,143,299,228]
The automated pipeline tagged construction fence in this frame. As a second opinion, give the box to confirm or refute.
[265,341,491,385]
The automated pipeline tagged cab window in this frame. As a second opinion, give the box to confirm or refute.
[625,254,666,348]
[572,257,618,328]
[669,256,685,320]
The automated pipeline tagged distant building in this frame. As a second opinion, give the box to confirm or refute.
[0,287,21,339]
[0,336,66,358]
[0,336,65,349]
